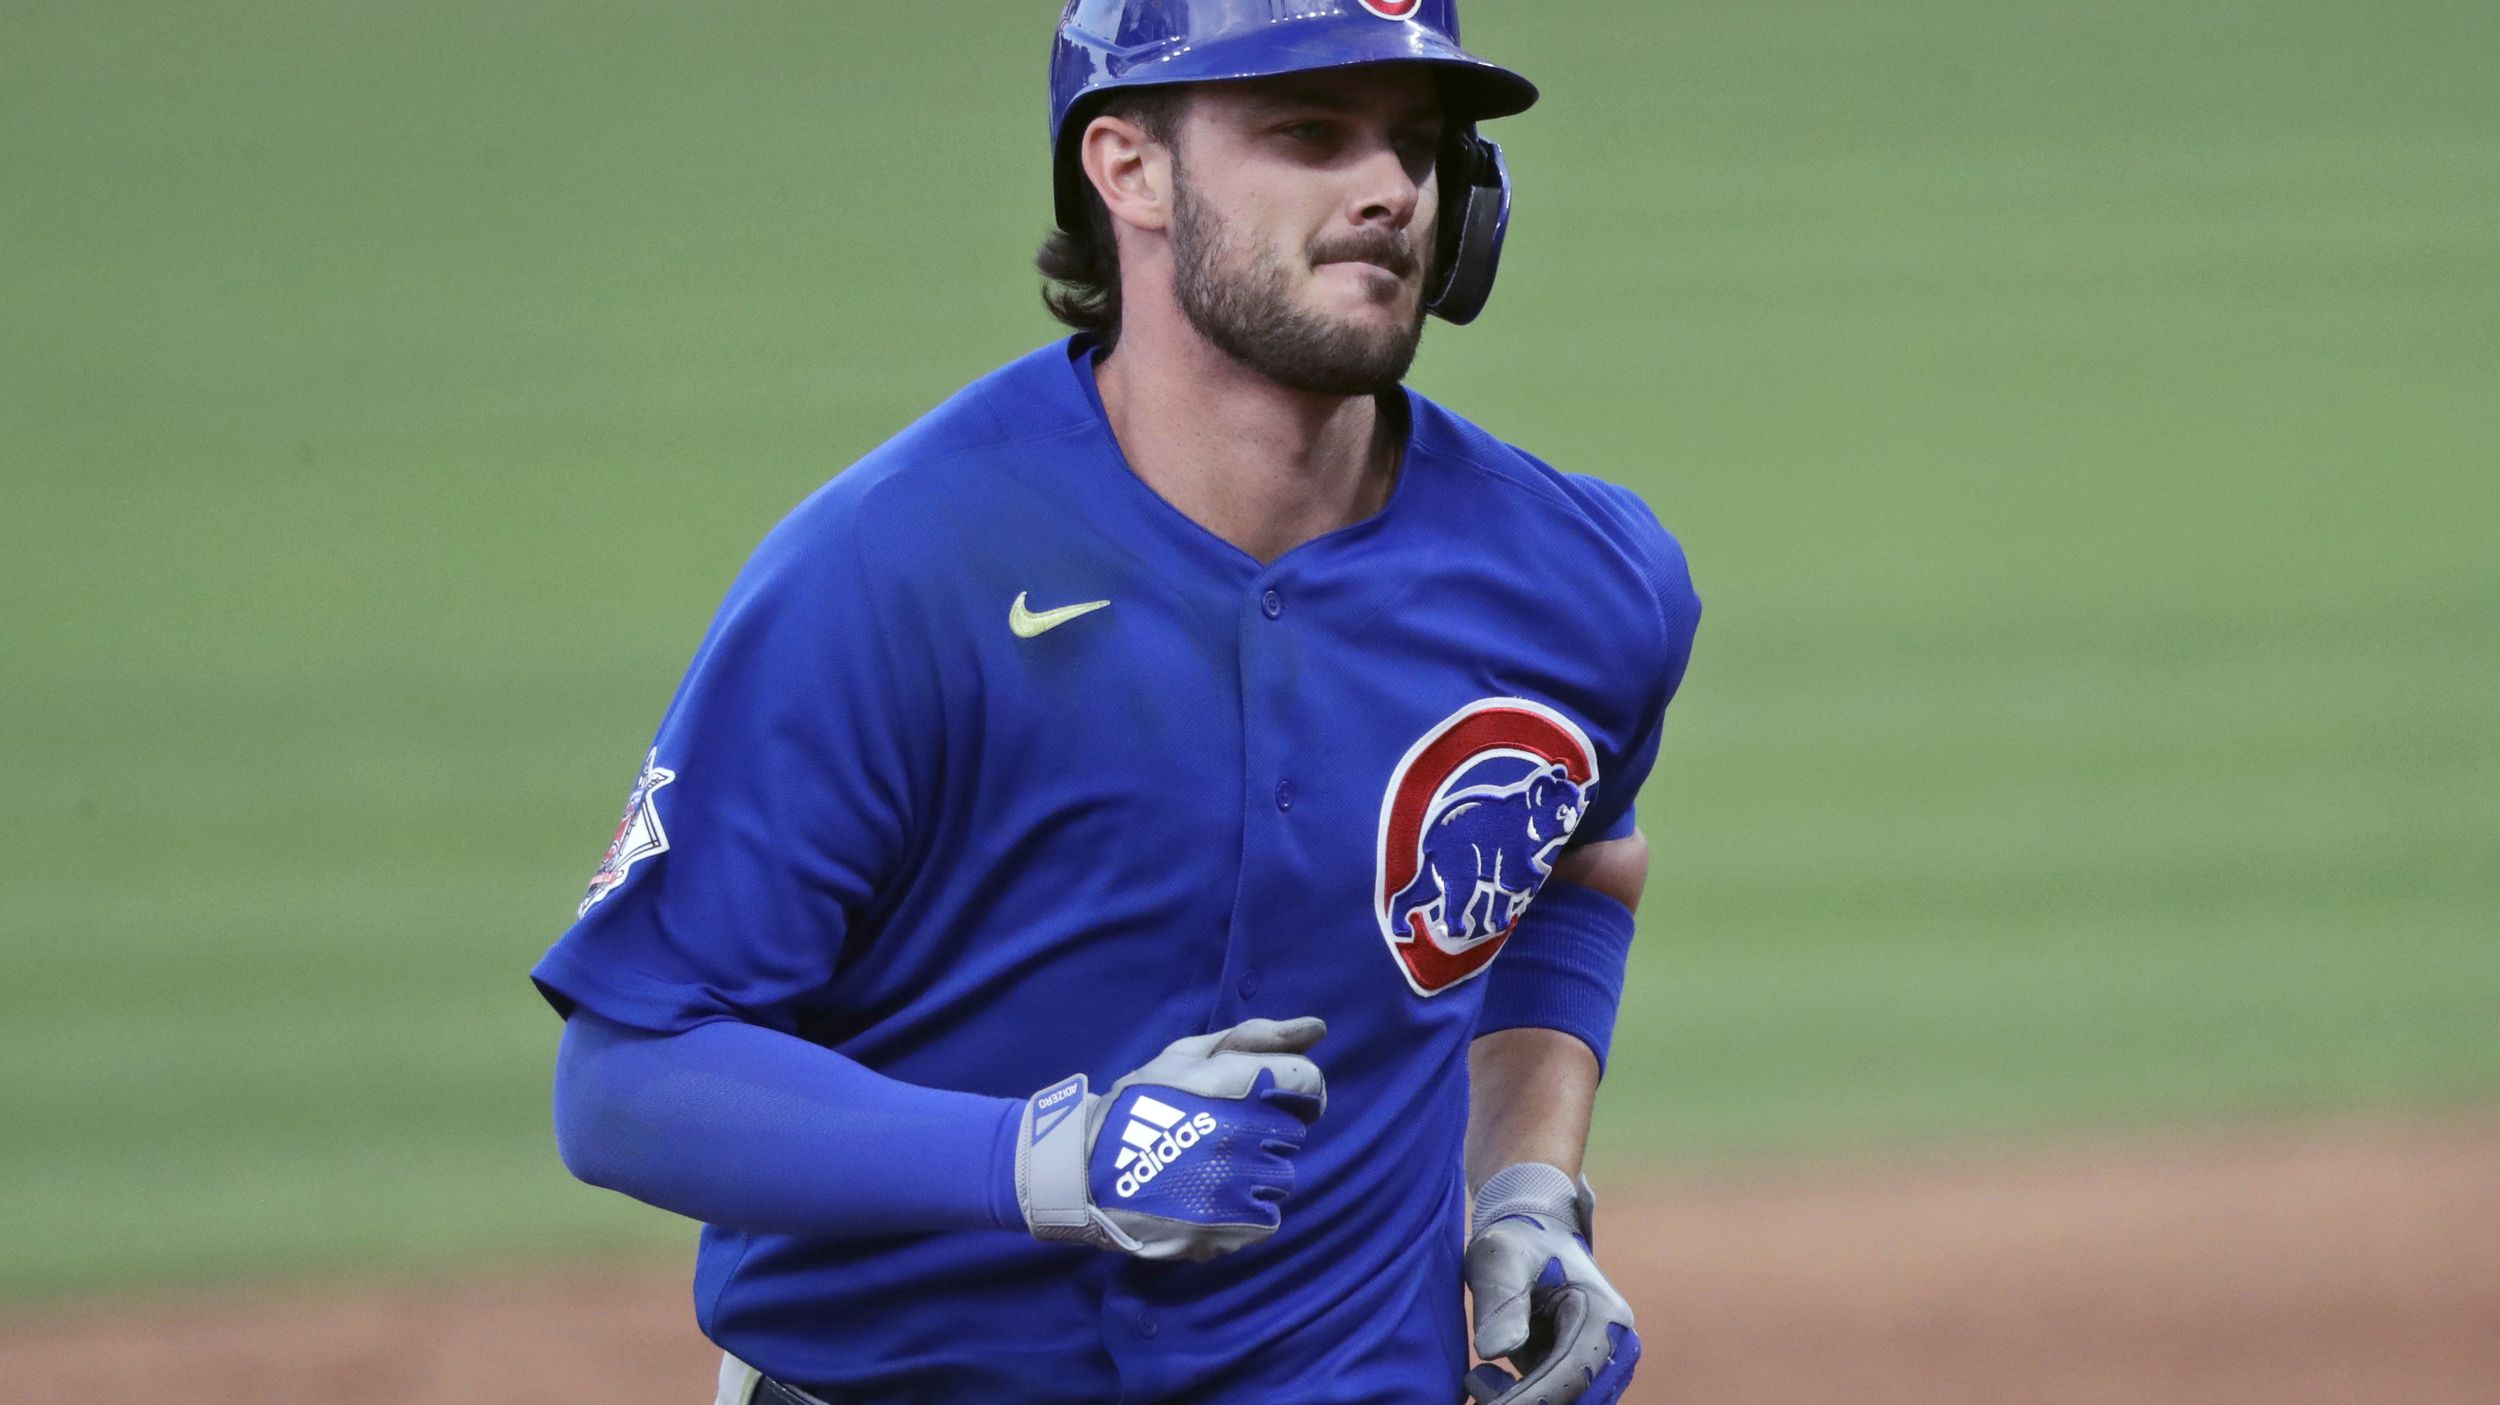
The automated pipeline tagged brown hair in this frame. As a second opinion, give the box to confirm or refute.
[1037,89,1187,349]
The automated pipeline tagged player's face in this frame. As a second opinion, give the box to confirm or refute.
[1168,68,1446,396]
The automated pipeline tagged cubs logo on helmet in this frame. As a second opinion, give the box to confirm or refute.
[1375,698,1598,995]
[1357,0,1423,18]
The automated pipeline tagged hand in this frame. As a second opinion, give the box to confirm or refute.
[1462,1163,1642,1405]
[1015,1016,1327,1261]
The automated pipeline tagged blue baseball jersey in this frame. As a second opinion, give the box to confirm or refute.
[533,338,1699,1403]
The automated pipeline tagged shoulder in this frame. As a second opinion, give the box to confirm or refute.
[735,342,1092,596]
[669,343,1087,684]
[783,342,1088,540]
[1404,394,1701,671]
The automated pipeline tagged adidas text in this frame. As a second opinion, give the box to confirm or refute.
[1110,1095,1221,1199]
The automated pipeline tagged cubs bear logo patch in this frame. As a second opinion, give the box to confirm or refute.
[1356,0,1422,19]
[578,749,676,918]
[1375,698,1599,995]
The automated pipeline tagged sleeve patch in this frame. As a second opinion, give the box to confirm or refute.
[578,750,677,917]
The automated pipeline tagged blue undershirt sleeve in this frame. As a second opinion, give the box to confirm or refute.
[552,1011,1027,1237]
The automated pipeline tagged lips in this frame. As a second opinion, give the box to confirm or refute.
[1316,242,1420,280]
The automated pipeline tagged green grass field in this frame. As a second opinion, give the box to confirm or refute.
[4,1,2494,1298]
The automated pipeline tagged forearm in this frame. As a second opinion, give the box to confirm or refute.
[1466,836,1642,1195]
[1465,1025,1599,1196]
[1463,1027,1644,1403]
[552,1011,1025,1237]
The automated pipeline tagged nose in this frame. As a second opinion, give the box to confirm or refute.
[1350,140,1422,231]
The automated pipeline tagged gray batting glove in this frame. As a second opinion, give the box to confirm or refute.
[1462,1163,1643,1405]
[1015,1016,1327,1262]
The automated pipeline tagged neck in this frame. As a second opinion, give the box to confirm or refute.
[1093,305,1399,566]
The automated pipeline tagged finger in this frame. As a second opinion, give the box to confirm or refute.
[1125,1051,1323,1107]
[1462,1363,1517,1405]
[1466,1235,1548,1359]
[1249,1156,1300,1208]
[1490,1292,1614,1405]
[1258,1081,1325,1124]
[1245,1057,1327,1120]
[1186,1051,1327,1115]
[1576,1325,1642,1405]
[1159,1016,1324,1060]
[1207,1015,1327,1056]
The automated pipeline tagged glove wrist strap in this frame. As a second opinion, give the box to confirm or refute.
[1017,1074,1101,1244]
[1016,1075,1149,1253]
[1471,1160,1585,1236]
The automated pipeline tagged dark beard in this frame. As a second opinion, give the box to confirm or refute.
[1170,176,1428,397]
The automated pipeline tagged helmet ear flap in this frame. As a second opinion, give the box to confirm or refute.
[1425,133,1512,326]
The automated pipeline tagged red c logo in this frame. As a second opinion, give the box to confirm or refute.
[1374,699,1600,996]
[1357,0,1422,19]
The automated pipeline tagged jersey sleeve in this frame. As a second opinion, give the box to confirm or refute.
[1477,484,1700,1068]
[531,490,933,1034]
[1575,485,1702,846]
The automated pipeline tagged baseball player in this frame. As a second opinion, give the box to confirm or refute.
[534,3,1699,1402]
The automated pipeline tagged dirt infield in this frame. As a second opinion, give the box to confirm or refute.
[8,1117,2494,1404]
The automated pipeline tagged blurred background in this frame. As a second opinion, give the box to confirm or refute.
[3,2,2493,1401]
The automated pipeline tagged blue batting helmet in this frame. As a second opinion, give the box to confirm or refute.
[1049,0,1539,325]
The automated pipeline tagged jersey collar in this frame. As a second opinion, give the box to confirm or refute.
[1054,335,1432,578]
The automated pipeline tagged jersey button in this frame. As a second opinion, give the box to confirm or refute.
[1273,780,1295,812]
[1260,588,1284,619]
[1134,1310,1160,1339]
[1238,966,1262,999]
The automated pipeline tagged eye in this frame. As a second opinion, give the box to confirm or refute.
[1393,129,1443,181]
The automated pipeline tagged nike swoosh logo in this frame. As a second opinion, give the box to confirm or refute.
[1010,591,1111,639]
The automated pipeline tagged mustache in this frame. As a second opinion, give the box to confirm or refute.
[1311,230,1421,280]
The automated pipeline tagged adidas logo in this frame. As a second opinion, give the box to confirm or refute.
[1111,1094,1220,1199]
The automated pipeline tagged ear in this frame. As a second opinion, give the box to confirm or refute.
[1079,112,1175,235]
